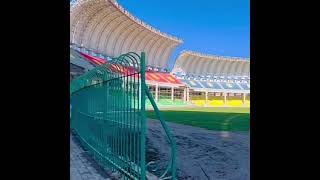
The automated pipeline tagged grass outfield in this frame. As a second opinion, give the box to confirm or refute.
[147,107,250,132]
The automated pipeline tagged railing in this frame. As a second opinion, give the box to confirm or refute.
[70,52,176,180]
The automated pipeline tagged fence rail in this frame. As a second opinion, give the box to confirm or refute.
[70,52,176,180]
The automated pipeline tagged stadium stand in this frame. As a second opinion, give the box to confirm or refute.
[200,81,222,89]
[70,63,85,81]
[219,82,242,90]
[71,45,188,108]
[71,45,250,107]
[78,52,106,65]
[146,72,182,85]
[70,48,98,80]
[70,0,250,108]
[239,82,250,90]
[173,51,250,107]
[70,49,96,70]
[181,79,203,89]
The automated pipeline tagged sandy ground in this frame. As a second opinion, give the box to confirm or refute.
[146,120,250,180]
[70,132,115,180]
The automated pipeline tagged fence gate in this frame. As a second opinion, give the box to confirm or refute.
[70,52,176,180]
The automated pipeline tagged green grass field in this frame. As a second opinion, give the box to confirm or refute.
[147,107,250,132]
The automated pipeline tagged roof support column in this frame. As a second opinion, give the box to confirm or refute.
[186,88,190,102]
[171,86,174,101]
[243,93,246,106]
[224,92,227,107]
[205,91,208,107]
[155,83,159,101]
[183,87,186,102]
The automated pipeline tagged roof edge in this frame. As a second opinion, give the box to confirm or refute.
[179,50,250,62]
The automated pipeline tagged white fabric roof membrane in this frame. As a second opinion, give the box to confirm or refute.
[70,0,183,68]
[173,50,250,76]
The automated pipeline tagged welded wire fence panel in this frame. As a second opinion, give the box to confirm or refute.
[71,52,145,179]
[70,52,176,180]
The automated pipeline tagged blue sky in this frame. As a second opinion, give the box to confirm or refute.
[117,0,250,70]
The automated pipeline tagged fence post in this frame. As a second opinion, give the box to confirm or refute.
[140,52,146,180]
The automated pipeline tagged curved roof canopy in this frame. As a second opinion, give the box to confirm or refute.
[173,51,250,76]
[70,0,183,68]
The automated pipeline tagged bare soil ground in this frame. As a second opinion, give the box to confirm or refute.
[146,119,250,180]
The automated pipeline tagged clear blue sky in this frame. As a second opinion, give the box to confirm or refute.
[117,0,250,70]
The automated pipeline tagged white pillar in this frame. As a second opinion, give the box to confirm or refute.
[183,88,187,102]
[171,86,174,101]
[186,88,190,102]
[224,92,227,106]
[205,91,208,106]
[243,93,246,106]
[155,84,159,101]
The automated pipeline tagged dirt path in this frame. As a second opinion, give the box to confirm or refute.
[146,120,250,180]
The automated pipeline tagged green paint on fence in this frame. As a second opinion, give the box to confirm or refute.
[70,51,176,179]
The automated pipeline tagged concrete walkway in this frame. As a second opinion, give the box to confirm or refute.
[70,133,112,180]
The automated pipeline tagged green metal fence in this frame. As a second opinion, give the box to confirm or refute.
[70,52,176,180]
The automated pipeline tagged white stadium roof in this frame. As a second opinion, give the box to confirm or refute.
[70,0,183,68]
[173,50,250,76]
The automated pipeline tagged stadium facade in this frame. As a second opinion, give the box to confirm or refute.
[70,0,250,107]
